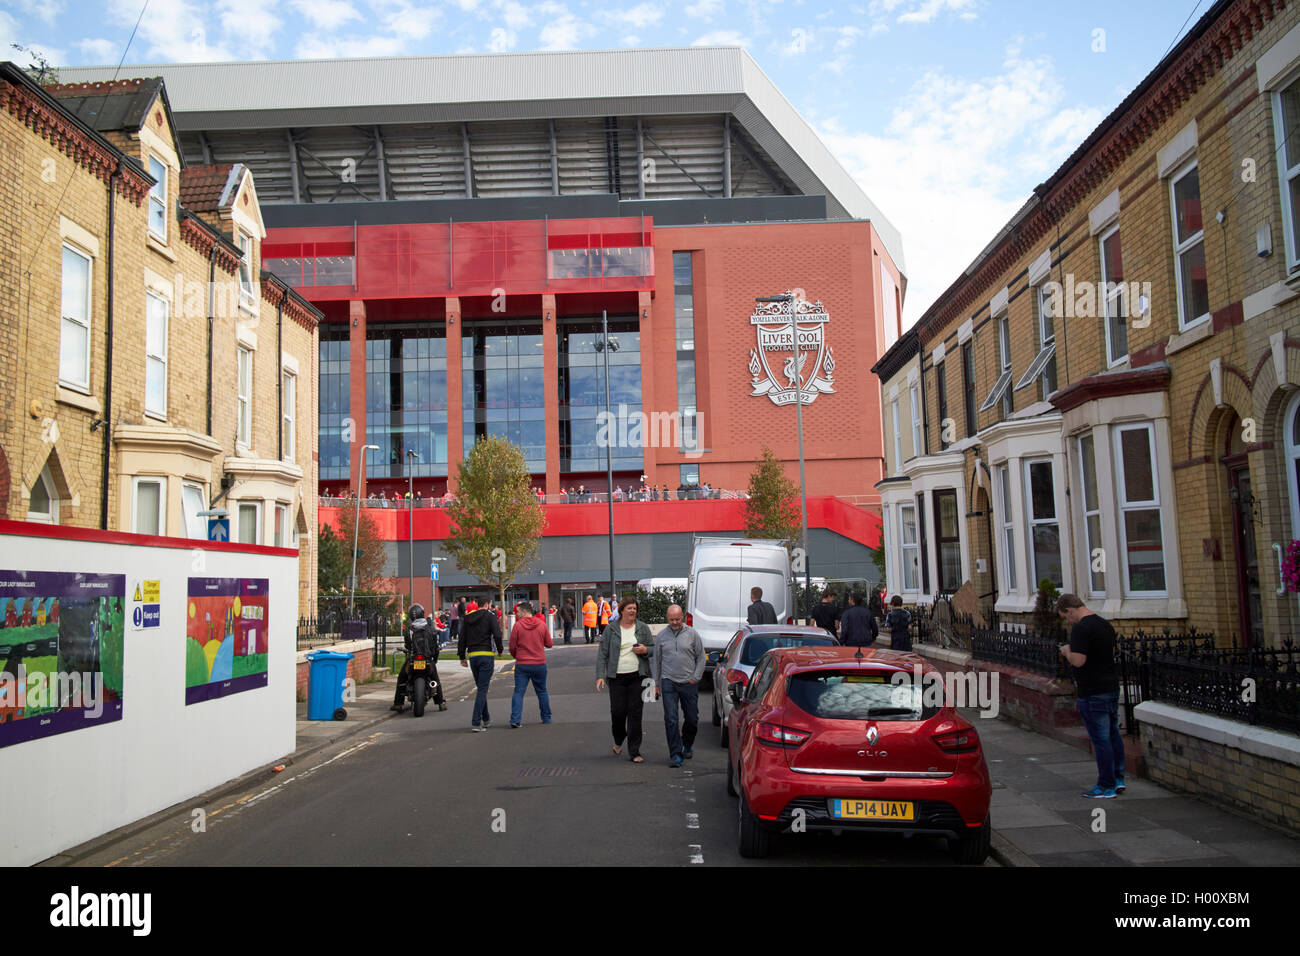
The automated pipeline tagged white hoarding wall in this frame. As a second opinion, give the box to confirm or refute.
[0,530,297,866]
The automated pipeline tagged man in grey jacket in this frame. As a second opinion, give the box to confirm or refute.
[652,604,706,768]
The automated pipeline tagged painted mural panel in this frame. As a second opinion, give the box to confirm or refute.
[0,570,125,748]
[186,577,269,705]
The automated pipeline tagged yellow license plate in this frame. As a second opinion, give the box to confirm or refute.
[412,661,426,670]
[832,799,914,820]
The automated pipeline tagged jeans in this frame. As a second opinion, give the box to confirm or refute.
[510,663,551,724]
[469,656,495,726]
[563,621,573,644]
[661,679,699,759]
[608,672,645,757]
[1077,691,1125,789]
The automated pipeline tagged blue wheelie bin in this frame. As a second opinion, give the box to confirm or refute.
[306,649,354,720]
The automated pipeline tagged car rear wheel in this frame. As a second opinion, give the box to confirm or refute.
[719,714,729,749]
[737,784,770,859]
[711,692,721,726]
[948,814,991,865]
[725,750,738,797]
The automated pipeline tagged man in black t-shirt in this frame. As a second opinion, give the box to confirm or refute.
[810,592,841,638]
[1057,593,1124,799]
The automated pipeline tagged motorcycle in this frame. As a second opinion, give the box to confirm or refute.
[394,611,442,717]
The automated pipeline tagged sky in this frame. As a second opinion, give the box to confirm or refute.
[0,0,1214,324]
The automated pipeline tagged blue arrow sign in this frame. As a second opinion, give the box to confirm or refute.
[208,516,230,542]
[430,561,439,582]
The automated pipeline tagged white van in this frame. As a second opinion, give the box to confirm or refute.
[686,537,794,677]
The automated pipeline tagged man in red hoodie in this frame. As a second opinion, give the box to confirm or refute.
[508,601,553,728]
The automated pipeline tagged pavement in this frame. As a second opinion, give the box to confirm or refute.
[297,652,1300,867]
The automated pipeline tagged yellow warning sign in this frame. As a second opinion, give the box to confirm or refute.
[142,580,160,603]
[133,584,141,602]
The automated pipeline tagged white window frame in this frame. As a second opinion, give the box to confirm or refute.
[998,313,1012,417]
[237,346,253,448]
[182,482,207,540]
[145,291,169,419]
[1170,160,1209,330]
[996,464,1017,594]
[1099,223,1128,367]
[132,476,166,536]
[238,231,255,304]
[891,400,902,475]
[147,154,168,243]
[274,503,291,548]
[282,369,296,460]
[27,465,59,524]
[60,243,92,391]
[1273,72,1300,274]
[237,500,262,546]
[1023,457,1063,590]
[1077,433,1106,596]
[1286,392,1300,539]
[909,383,921,459]
[1114,423,1169,597]
[899,502,919,592]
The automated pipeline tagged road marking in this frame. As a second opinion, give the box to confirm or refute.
[686,813,699,829]
[689,844,704,864]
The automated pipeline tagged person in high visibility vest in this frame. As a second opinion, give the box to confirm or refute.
[582,595,598,644]
[599,596,612,629]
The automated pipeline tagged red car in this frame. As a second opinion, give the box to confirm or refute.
[725,646,992,863]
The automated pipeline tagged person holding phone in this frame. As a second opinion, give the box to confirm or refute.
[595,597,655,763]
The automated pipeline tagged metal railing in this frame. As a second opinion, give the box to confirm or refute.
[317,488,751,509]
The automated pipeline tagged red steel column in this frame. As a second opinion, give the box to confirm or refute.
[445,297,463,493]
[542,293,560,495]
[638,289,656,485]
[348,298,368,496]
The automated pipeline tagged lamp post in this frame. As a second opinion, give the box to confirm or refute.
[407,448,419,610]
[756,292,812,624]
[594,310,620,601]
[349,443,380,617]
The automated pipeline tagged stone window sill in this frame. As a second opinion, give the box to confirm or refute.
[147,234,177,263]
[57,386,101,415]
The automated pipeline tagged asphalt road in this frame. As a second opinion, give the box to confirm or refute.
[76,644,968,866]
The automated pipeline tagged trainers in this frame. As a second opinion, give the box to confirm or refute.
[1082,785,1116,799]
[509,722,521,729]
[1114,776,1126,793]
[438,703,447,712]
[683,748,693,759]
[482,720,492,728]
[471,726,487,733]
[669,755,683,768]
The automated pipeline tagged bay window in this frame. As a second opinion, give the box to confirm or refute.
[900,503,919,591]
[997,464,1016,593]
[1115,424,1167,594]
[934,489,962,593]
[1025,458,1062,589]
[1078,434,1106,594]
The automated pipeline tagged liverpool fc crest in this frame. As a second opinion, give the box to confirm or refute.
[748,293,835,406]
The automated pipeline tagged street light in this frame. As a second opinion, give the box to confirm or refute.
[349,443,380,616]
[594,311,620,602]
[407,448,420,610]
[756,292,812,624]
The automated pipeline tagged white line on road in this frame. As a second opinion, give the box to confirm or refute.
[689,844,704,864]
[686,813,699,829]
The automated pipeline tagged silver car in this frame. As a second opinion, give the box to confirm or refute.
[710,624,838,747]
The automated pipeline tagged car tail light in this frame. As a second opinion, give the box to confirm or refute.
[933,727,980,754]
[786,617,793,625]
[724,668,748,686]
[756,721,810,747]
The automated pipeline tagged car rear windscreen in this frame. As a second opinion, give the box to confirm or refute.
[741,635,834,666]
[786,671,940,721]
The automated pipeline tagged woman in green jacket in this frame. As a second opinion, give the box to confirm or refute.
[595,597,655,763]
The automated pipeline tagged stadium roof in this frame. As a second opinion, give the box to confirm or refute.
[59,47,903,274]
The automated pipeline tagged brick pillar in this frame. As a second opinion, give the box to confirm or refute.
[445,297,462,493]
[348,299,367,496]
[542,293,560,495]
[637,289,655,485]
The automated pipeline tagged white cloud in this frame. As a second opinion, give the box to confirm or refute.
[295,32,408,59]
[686,0,725,18]
[288,0,362,31]
[601,3,664,29]
[537,4,595,50]
[869,0,978,25]
[836,25,862,49]
[692,29,748,46]
[76,37,120,63]
[9,0,63,28]
[216,0,282,58]
[488,26,516,51]
[495,0,531,30]
[107,0,233,62]
[623,34,641,45]
[817,47,1104,325]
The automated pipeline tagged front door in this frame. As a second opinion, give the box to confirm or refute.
[1228,465,1263,648]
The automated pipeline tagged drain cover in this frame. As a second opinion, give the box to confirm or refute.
[517,766,582,777]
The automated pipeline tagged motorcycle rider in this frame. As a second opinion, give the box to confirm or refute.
[391,603,446,713]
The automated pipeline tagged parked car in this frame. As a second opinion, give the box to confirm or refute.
[712,625,838,746]
[686,537,794,680]
[724,645,992,863]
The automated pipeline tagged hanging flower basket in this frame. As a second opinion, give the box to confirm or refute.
[1281,540,1300,593]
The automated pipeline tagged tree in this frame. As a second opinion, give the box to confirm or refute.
[332,507,402,617]
[11,44,58,85]
[444,435,546,610]
[742,446,801,547]
[317,523,349,593]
